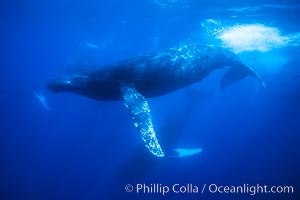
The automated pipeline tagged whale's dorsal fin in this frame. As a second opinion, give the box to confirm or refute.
[120,83,165,157]
[221,62,266,90]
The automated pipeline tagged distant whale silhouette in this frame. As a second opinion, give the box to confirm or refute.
[47,44,266,157]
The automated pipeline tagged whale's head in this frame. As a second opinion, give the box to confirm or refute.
[47,72,121,100]
[47,72,93,94]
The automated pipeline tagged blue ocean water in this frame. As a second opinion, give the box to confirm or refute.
[1,0,300,199]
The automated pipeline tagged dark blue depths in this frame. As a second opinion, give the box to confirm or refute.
[0,0,299,199]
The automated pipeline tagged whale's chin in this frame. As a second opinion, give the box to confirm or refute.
[47,78,79,94]
[47,74,86,94]
[47,79,61,93]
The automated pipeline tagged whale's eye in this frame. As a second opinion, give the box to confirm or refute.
[65,80,71,84]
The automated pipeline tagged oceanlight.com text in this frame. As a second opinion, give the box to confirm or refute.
[125,183,294,196]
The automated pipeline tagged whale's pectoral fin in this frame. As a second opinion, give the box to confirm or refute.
[169,148,202,158]
[221,62,266,90]
[120,83,165,157]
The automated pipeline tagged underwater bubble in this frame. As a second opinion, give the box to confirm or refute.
[218,24,291,53]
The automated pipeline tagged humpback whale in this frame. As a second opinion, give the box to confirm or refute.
[47,44,265,157]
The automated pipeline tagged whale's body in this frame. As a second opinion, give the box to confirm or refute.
[48,44,265,157]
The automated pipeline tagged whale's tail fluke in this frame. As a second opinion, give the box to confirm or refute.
[221,61,266,90]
